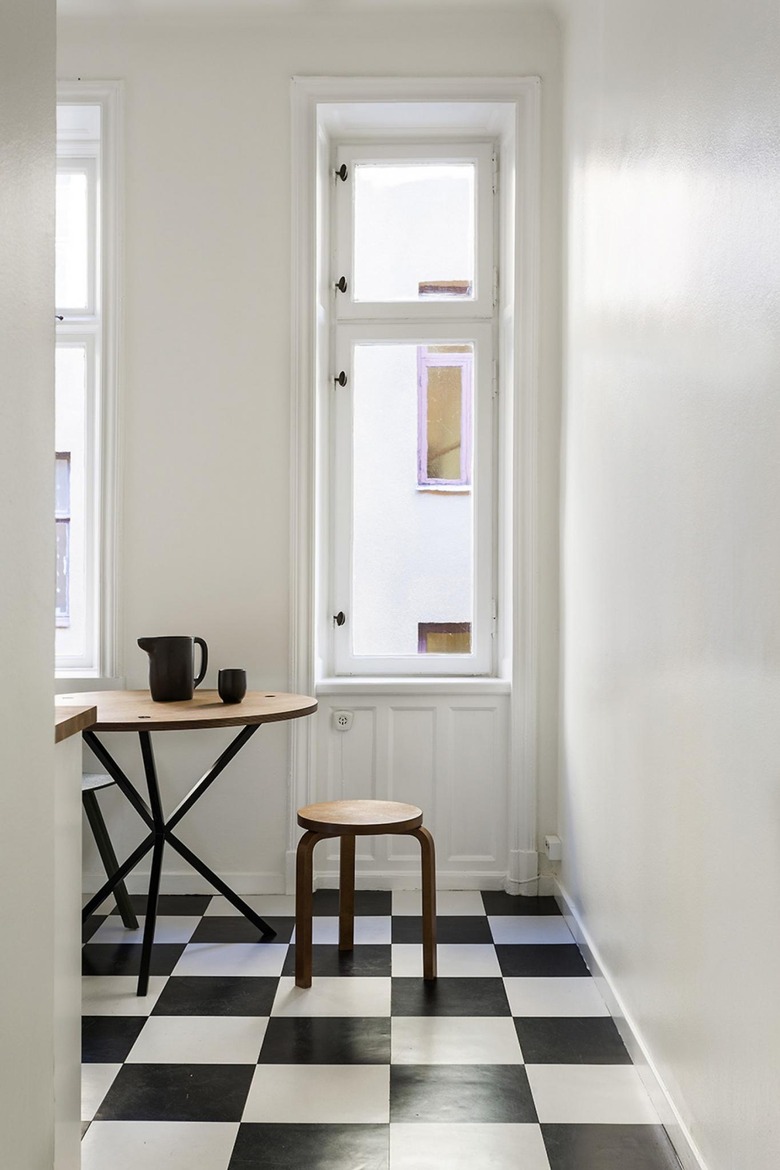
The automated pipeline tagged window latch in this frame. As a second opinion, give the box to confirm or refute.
[333,611,346,627]
[334,164,349,182]
[334,276,348,293]
[333,371,348,387]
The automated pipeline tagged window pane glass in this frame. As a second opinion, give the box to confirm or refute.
[55,452,71,514]
[56,171,89,309]
[55,519,70,624]
[353,164,475,303]
[351,342,474,657]
[55,346,88,658]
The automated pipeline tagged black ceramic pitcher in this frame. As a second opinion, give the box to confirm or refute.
[138,636,208,702]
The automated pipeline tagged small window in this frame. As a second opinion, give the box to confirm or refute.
[418,622,472,654]
[418,347,472,488]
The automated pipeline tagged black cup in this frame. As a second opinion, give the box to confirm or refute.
[218,668,247,704]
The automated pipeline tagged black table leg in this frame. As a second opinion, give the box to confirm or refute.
[136,731,167,997]
[84,724,278,996]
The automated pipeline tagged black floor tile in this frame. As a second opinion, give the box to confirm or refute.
[259,1017,391,1064]
[390,1064,537,1123]
[392,915,493,944]
[282,944,391,978]
[82,915,106,944]
[95,1063,254,1122]
[391,976,510,1016]
[151,975,279,1017]
[109,893,212,917]
[229,1123,389,1170]
[311,889,392,916]
[515,1017,631,1064]
[542,1124,682,1170]
[190,916,295,944]
[82,1016,146,1063]
[81,942,185,977]
[496,944,590,977]
[481,892,561,916]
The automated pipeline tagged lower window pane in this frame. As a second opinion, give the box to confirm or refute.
[55,345,89,660]
[351,342,474,658]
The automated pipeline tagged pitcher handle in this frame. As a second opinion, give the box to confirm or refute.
[193,637,208,688]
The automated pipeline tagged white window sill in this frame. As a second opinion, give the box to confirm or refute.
[315,676,511,696]
[55,676,125,694]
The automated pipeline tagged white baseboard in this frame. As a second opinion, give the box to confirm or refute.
[283,850,510,894]
[555,880,708,1170]
[82,870,286,897]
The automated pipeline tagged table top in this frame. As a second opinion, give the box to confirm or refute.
[55,690,317,732]
[55,704,97,743]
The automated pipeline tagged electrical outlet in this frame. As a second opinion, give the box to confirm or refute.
[333,710,353,732]
[544,834,562,862]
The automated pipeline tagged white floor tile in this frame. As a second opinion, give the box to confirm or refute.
[525,1064,661,1124]
[243,1064,390,1123]
[125,1016,268,1064]
[81,1064,121,1121]
[81,976,167,1015]
[172,942,287,977]
[488,915,574,944]
[290,915,391,945]
[204,894,295,917]
[392,890,485,916]
[392,943,501,978]
[392,1016,523,1065]
[271,976,391,1017]
[88,915,201,945]
[504,977,609,1018]
[81,1121,238,1170]
[390,1123,551,1169]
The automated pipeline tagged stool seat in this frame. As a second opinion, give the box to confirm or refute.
[295,798,437,988]
[297,799,423,835]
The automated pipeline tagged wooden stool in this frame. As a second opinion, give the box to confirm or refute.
[295,799,437,988]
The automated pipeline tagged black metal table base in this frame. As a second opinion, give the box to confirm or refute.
[83,725,276,995]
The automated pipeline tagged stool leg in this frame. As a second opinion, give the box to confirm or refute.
[412,826,437,980]
[339,834,356,952]
[82,790,139,931]
[295,830,320,988]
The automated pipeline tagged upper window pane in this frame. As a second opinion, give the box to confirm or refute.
[353,163,475,303]
[56,170,89,310]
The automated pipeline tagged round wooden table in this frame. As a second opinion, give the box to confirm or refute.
[58,689,317,994]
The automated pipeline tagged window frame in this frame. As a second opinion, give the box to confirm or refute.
[333,141,495,323]
[55,81,122,681]
[289,76,541,701]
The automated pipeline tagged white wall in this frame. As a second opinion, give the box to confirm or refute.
[0,0,57,1163]
[560,1,780,1167]
[57,5,562,894]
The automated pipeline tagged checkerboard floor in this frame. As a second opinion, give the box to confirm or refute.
[81,891,682,1169]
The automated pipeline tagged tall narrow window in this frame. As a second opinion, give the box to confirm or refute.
[56,87,120,676]
[330,142,496,676]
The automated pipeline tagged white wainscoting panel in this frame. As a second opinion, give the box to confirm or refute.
[313,693,510,889]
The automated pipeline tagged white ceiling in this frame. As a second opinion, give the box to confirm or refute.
[57,0,555,19]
